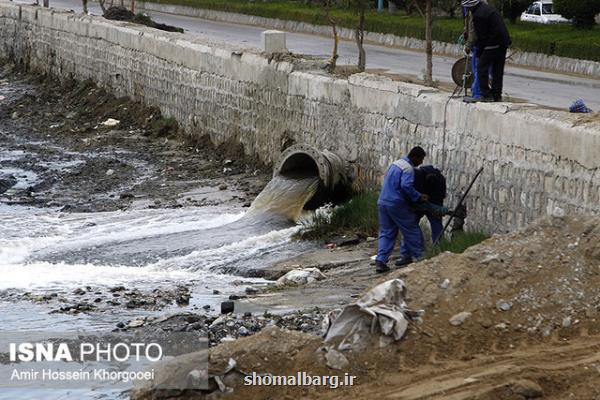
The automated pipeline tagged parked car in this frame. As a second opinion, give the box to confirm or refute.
[520,1,570,24]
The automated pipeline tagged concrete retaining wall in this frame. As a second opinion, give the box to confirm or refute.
[128,0,600,78]
[1,2,600,233]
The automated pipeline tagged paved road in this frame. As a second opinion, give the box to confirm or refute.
[17,0,600,110]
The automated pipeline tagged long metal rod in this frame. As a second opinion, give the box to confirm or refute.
[433,166,484,246]
[462,54,470,97]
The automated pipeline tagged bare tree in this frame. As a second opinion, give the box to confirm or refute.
[424,0,433,85]
[82,0,88,13]
[317,0,340,73]
[98,0,107,13]
[351,0,369,72]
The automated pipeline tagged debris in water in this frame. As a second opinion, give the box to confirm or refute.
[221,301,235,314]
[276,268,326,286]
[102,118,120,127]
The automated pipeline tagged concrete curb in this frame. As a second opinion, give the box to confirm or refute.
[129,0,600,79]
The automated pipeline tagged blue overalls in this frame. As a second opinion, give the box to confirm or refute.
[376,157,424,264]
[471,47,482,99]
[412,203,444,243]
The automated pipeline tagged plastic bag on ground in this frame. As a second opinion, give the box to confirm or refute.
[323,279,423,351]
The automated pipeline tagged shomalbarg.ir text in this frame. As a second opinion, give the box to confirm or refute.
[244,372,356,389]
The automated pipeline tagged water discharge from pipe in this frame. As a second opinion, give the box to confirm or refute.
[247,172,320,222]
[6,144,347,281]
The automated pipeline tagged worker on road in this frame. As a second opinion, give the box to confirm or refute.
[462,0,511,102]
[413,165,449,243]
[375,146,428,274]
[462,5,486,100]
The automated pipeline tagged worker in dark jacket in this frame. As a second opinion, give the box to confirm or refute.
[413,166,448,243]
[462,0,511,102]
[375,146,428,274]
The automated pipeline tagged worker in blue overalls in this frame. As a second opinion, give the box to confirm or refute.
[375,146,428,273]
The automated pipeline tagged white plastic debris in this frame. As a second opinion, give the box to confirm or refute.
[102,118,120,127]
[276,268,326,286]
[323,279,423,351]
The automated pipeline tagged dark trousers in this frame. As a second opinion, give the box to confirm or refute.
[477,47,507,100]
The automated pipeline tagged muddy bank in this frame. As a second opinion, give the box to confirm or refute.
[0,61,269,213]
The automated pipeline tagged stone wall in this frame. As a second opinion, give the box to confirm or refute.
[1,2,599,233]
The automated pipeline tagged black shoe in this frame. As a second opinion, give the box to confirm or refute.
[375,261,390,274]
[480,96,495,103]
[493,96,503,102]
[395,257,413,267]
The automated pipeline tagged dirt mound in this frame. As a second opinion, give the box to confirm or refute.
[383,214,600,350]
[102,5,134,21]
[103,6,184,33]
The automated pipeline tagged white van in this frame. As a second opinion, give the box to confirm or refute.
[520,1,570,24]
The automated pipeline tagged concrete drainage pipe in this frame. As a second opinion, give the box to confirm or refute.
[273,144,353,209]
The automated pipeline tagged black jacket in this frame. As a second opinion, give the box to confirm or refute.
[414,166,446,206]
[471,3,511,50]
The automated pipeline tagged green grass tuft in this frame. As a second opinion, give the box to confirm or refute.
[425,231,489,258]
[297,190,379,240]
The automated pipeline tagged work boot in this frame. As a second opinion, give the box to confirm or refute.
[395,257,413,267]
[375,261,390,274]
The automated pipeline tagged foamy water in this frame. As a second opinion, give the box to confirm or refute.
[0,205,301,291]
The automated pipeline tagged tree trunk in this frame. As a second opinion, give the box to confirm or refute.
[98,0,107,13]
[355,8,366,72]
[82,0,88,13]
[326,12,339,73]
[43,0,49,7]
[424,0,433,86]
[130,0,135,13]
